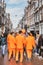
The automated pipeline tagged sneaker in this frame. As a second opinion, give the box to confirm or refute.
[26,58,28,61]
[35,53,39,56]
[27,58,32,62]
[8,57,11,61]
[13,57,15,60]
[24,53,26,57]
[8,59,10,61]
[2,54,4,57]
[38,56,43,60]
[16,61,19,63]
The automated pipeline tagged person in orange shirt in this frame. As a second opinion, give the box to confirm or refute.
[26,32,36,61]
[16,30,26,62]
[7,32,16,61]
[21,29,27,57]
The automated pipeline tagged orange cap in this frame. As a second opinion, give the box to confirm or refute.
[21,29,26,33]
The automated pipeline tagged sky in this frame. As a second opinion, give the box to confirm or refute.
[5,0,27,29]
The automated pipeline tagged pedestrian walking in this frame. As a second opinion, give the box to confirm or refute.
[1,33,6,57]
[38,34,43,59]
[16,30,26,62]
[26,32,36,61]
[7,32,16,61]
[21,29,27,59]
[35,32,40,56]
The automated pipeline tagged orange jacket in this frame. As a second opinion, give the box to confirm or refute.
[26,35,36,50]
[7,34,16,49]
[16,34,26,49]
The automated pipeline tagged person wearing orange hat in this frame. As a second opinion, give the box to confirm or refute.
[26,32,36,61]
[16,30,26,62]
[21,29,26,34]
[21,29,27,57]
[7,32,16,60]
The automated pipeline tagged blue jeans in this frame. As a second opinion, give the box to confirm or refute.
[1,45,6,55]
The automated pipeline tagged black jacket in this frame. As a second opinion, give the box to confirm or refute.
[38,35,43,48]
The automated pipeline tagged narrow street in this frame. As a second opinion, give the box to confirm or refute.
[0,49,43,65]
[0,0,43,65]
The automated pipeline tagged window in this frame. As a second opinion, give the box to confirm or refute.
[35,1,38,9]
[34,14,37,23]
[31,6,34,15]
[31,17,34,25]
[39,10,42,21]
[35,12,39,23]
[40,23,43,34]
[37,12,39,22]
[42,0,43,5]
[0,0,2,3]
[42,24,43,34]
[0,6,2,13]
[0,16,2,25]
[42,8,43,20]
[32,17,35,24]
[39,0,42,7]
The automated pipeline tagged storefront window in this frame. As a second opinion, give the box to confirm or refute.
[42,24,43,34]
[40,23,43,34]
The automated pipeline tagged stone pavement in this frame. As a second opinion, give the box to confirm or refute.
[0,53,43,65]
[0,48,43,65]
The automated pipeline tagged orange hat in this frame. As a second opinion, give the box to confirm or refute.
[21,29,26,33]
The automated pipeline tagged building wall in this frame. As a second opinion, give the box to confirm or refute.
[0,0,12,34]
[27,0,43,34]
[17,0,43,34]
[0,0,6,25]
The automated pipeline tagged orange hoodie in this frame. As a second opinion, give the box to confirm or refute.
[7,34,16,49]
[26,35,35,50]
[16,34,26,49]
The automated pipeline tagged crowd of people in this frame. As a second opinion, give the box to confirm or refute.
[0,29,43,63]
